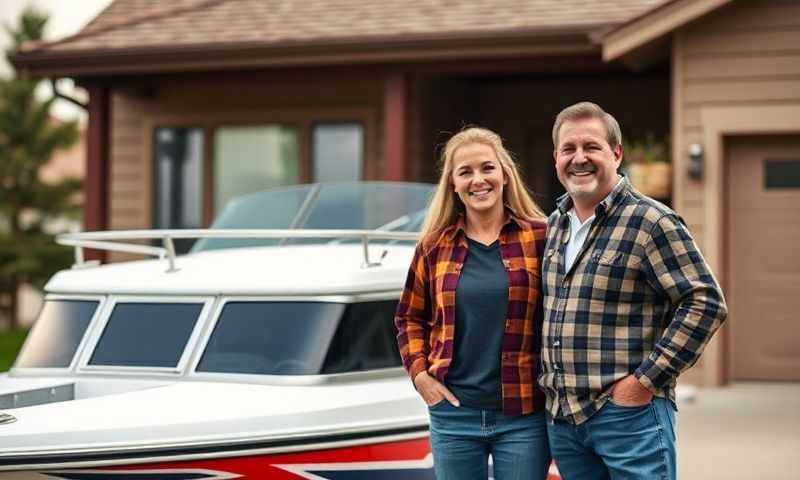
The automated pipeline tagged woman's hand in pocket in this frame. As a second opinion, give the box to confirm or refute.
[413,371,460,407]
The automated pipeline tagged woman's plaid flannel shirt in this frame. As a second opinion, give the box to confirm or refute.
[394,213,547,416]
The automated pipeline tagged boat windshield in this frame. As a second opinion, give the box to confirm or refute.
[192,181,433,252]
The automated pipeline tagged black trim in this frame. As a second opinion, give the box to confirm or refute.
[0,425,429,467]
[45,473,213,480]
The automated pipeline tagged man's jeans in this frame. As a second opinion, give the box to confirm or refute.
[428,401,550,480]
[547,397,676,480]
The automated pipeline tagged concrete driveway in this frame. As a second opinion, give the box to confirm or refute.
[677,382,800,480]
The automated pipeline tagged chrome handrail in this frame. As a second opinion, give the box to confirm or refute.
[56,229,420,272]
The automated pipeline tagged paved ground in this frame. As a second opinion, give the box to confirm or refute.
[676,382,800,480]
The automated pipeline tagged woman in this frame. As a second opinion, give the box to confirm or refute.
[394,127,550,480]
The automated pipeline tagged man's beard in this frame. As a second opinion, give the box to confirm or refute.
[565,176,598,199]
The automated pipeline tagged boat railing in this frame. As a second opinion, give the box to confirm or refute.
[56,229,420,272]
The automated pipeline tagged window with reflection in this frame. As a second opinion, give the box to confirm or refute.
[196,300,401,375]
[15,300,98,369]
[89,303,203,368]
[313,123,363,182]
[214,125,300,213]
[153,127,204,254]
[322,301,401,374]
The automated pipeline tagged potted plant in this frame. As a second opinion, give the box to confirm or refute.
[624,133,671,200]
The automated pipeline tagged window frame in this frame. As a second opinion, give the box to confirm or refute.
[144,108,375,229]
[76,295,215,376]
[10,294,106,376]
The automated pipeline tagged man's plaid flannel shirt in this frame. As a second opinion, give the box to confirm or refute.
[539,177,728,424]
[394,213,547,416]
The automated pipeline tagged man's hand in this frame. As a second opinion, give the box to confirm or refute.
[610,374,653,407]
[413,371,460,407]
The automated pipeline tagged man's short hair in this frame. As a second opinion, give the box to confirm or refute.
[552,102,622,149]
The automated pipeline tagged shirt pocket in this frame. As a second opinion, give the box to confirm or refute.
[588,248,641,267]
[594,250,625,267]
[586,249,641,297]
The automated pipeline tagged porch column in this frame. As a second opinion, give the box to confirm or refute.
[383,74,408,181]
[85,84,110,262]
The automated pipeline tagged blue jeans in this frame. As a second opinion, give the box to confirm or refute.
[547,397,676,480]
[428,401,551,480]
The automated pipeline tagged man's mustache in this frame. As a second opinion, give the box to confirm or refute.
[568,162,596,174]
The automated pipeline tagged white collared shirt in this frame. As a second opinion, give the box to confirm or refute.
[564,177,623,272]
[564,210,594,273]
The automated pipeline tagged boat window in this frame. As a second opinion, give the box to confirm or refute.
[89,303,203,368]
[321,300,402,374]
[197,302,344,375]
[197,300,401,375]
[15,300,98,369]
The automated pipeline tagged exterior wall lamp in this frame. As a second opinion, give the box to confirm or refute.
[688,143,703,179]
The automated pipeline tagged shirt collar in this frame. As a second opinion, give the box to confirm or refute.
[556,175,628,218]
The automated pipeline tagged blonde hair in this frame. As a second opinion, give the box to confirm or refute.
[419,127,545,246]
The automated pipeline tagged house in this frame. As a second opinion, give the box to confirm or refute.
[10,0,800,386]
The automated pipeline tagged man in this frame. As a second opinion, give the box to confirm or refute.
[539,102,727,479]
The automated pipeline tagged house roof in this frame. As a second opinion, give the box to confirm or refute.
[12,0,668,77]
[602,0,732,61]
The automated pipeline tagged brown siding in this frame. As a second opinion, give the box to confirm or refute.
[107,92,148,262]
[673,0,800,245]
[109,92,149,231]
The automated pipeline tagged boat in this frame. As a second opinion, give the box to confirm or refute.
[0,182,560,479]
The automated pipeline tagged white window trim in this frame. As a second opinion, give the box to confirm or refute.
[76,295,216,376]
[9,294,106,376]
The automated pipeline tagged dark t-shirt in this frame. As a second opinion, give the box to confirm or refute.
[445,237,509,410]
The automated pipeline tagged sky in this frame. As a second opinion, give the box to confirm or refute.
[0,0,115,120]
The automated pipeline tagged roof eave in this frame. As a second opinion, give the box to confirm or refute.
[601,0,732,62]
[10,30,599,78]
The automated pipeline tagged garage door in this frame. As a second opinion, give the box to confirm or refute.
[726,135,800,381]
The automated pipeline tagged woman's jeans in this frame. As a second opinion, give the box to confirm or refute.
[547,397,676,480]
[428,401,551,480]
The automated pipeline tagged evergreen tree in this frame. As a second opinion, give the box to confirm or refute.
[0,8,80,329]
